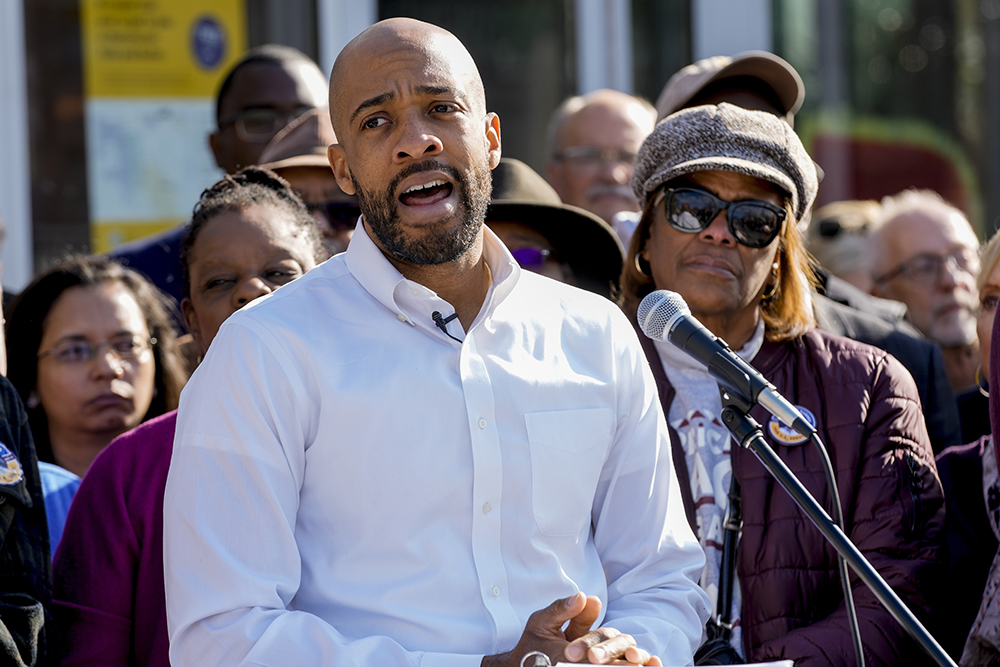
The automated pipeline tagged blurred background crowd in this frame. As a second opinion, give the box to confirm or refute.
[2,1,1000,666]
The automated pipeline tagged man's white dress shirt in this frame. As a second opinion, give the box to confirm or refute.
[163,221,709,667]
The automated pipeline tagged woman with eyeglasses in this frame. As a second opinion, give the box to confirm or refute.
[50,166,327,667]
[5,256,187,547]
[620,103,943,666]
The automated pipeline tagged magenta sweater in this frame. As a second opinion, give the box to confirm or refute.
[52,411,176,667]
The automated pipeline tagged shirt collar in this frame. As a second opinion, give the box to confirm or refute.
[343,217,521,326]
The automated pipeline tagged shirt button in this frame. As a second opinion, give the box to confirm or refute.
[478,418,487,429]
[482,502,491,514]
[410,287,420,295]
[492,586,500,597]
[397,313,408,323]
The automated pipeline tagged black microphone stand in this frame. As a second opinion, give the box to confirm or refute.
[717,387,957,667]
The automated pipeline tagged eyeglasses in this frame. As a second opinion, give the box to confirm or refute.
[511,247,552,273]
[874,248,978,285]
[817,216,868,238]
[218,106,313,143]
[655,187,786,249]
[38,335,155,365]
[306,202,361,233]
[554,146,637,172]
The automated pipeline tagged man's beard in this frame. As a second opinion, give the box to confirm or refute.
[353,159,492,265]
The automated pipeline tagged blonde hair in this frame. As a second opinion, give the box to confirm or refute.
[620,186,817,343]
[978,227,1000,297]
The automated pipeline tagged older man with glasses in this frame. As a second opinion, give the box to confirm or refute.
[545,90,656,239]
[868,189,981,392]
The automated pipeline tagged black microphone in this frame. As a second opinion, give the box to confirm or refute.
[638,289,816,438]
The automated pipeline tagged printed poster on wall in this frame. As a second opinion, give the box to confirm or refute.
[82,0,246,253]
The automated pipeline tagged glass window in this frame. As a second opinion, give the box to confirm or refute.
[631,0,692,104]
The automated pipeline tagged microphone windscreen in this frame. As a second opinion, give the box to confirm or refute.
[638,290,690,340]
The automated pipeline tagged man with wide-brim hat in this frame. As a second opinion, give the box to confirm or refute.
[655,51,804,124]
[258,108,359,254]
[486,158,624,299]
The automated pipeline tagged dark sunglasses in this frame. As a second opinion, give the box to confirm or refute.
[510,247,551,272]
[656,187,786,249]
[307,202,361,233]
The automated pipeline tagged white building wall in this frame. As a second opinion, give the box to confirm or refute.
[576,0,634,94]
[0,0,33,291]
[317,0,378,79]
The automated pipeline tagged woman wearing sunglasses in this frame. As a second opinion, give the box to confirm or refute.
[619,103,943,666]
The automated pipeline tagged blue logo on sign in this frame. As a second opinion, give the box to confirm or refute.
[192,16,226,69]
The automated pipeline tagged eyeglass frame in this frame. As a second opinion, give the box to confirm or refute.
[217,105,314,143]
[37,335,157,365]
[552,146,638,171]
[653,187,788,249]
[873,247,979,285]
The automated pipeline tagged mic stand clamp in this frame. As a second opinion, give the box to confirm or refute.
[716,387,956,667]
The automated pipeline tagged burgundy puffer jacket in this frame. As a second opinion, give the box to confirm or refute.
[640,327,944,667]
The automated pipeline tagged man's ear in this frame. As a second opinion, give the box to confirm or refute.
[484,113,501,169]
[181,297,208,358]
[329,144,356,195]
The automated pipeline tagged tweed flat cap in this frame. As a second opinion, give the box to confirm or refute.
[631,103,818,222]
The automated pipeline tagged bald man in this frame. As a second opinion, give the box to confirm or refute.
[546,90,656,227]
[163,18,708,667]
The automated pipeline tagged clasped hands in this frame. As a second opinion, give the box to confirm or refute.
[482,592,662,667]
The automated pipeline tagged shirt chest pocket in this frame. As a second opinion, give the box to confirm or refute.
[525,408,613,537]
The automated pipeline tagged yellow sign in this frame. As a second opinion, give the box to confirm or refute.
[82,0,246,98]
[82,0,245,253]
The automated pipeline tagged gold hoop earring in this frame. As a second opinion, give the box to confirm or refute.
[634,252,650,278]
[761,279,779,301]
[977,364,989,398]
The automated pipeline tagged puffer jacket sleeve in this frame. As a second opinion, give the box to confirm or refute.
[753,348,945,666]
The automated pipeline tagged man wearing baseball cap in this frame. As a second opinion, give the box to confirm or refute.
[259,108,360,255]
[655,51,804,124]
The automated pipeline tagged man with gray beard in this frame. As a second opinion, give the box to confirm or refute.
[162,17,708,667]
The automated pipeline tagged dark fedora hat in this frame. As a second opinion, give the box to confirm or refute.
[487,158,625,298]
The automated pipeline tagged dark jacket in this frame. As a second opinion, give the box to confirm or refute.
[640,328,944,666]
[0,376,54,666]
[813,291,960,455]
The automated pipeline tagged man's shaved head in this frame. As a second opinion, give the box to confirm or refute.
[329,18,486,144]
[324,17,501,271]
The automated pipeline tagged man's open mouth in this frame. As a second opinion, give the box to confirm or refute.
[399,179,454,206]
